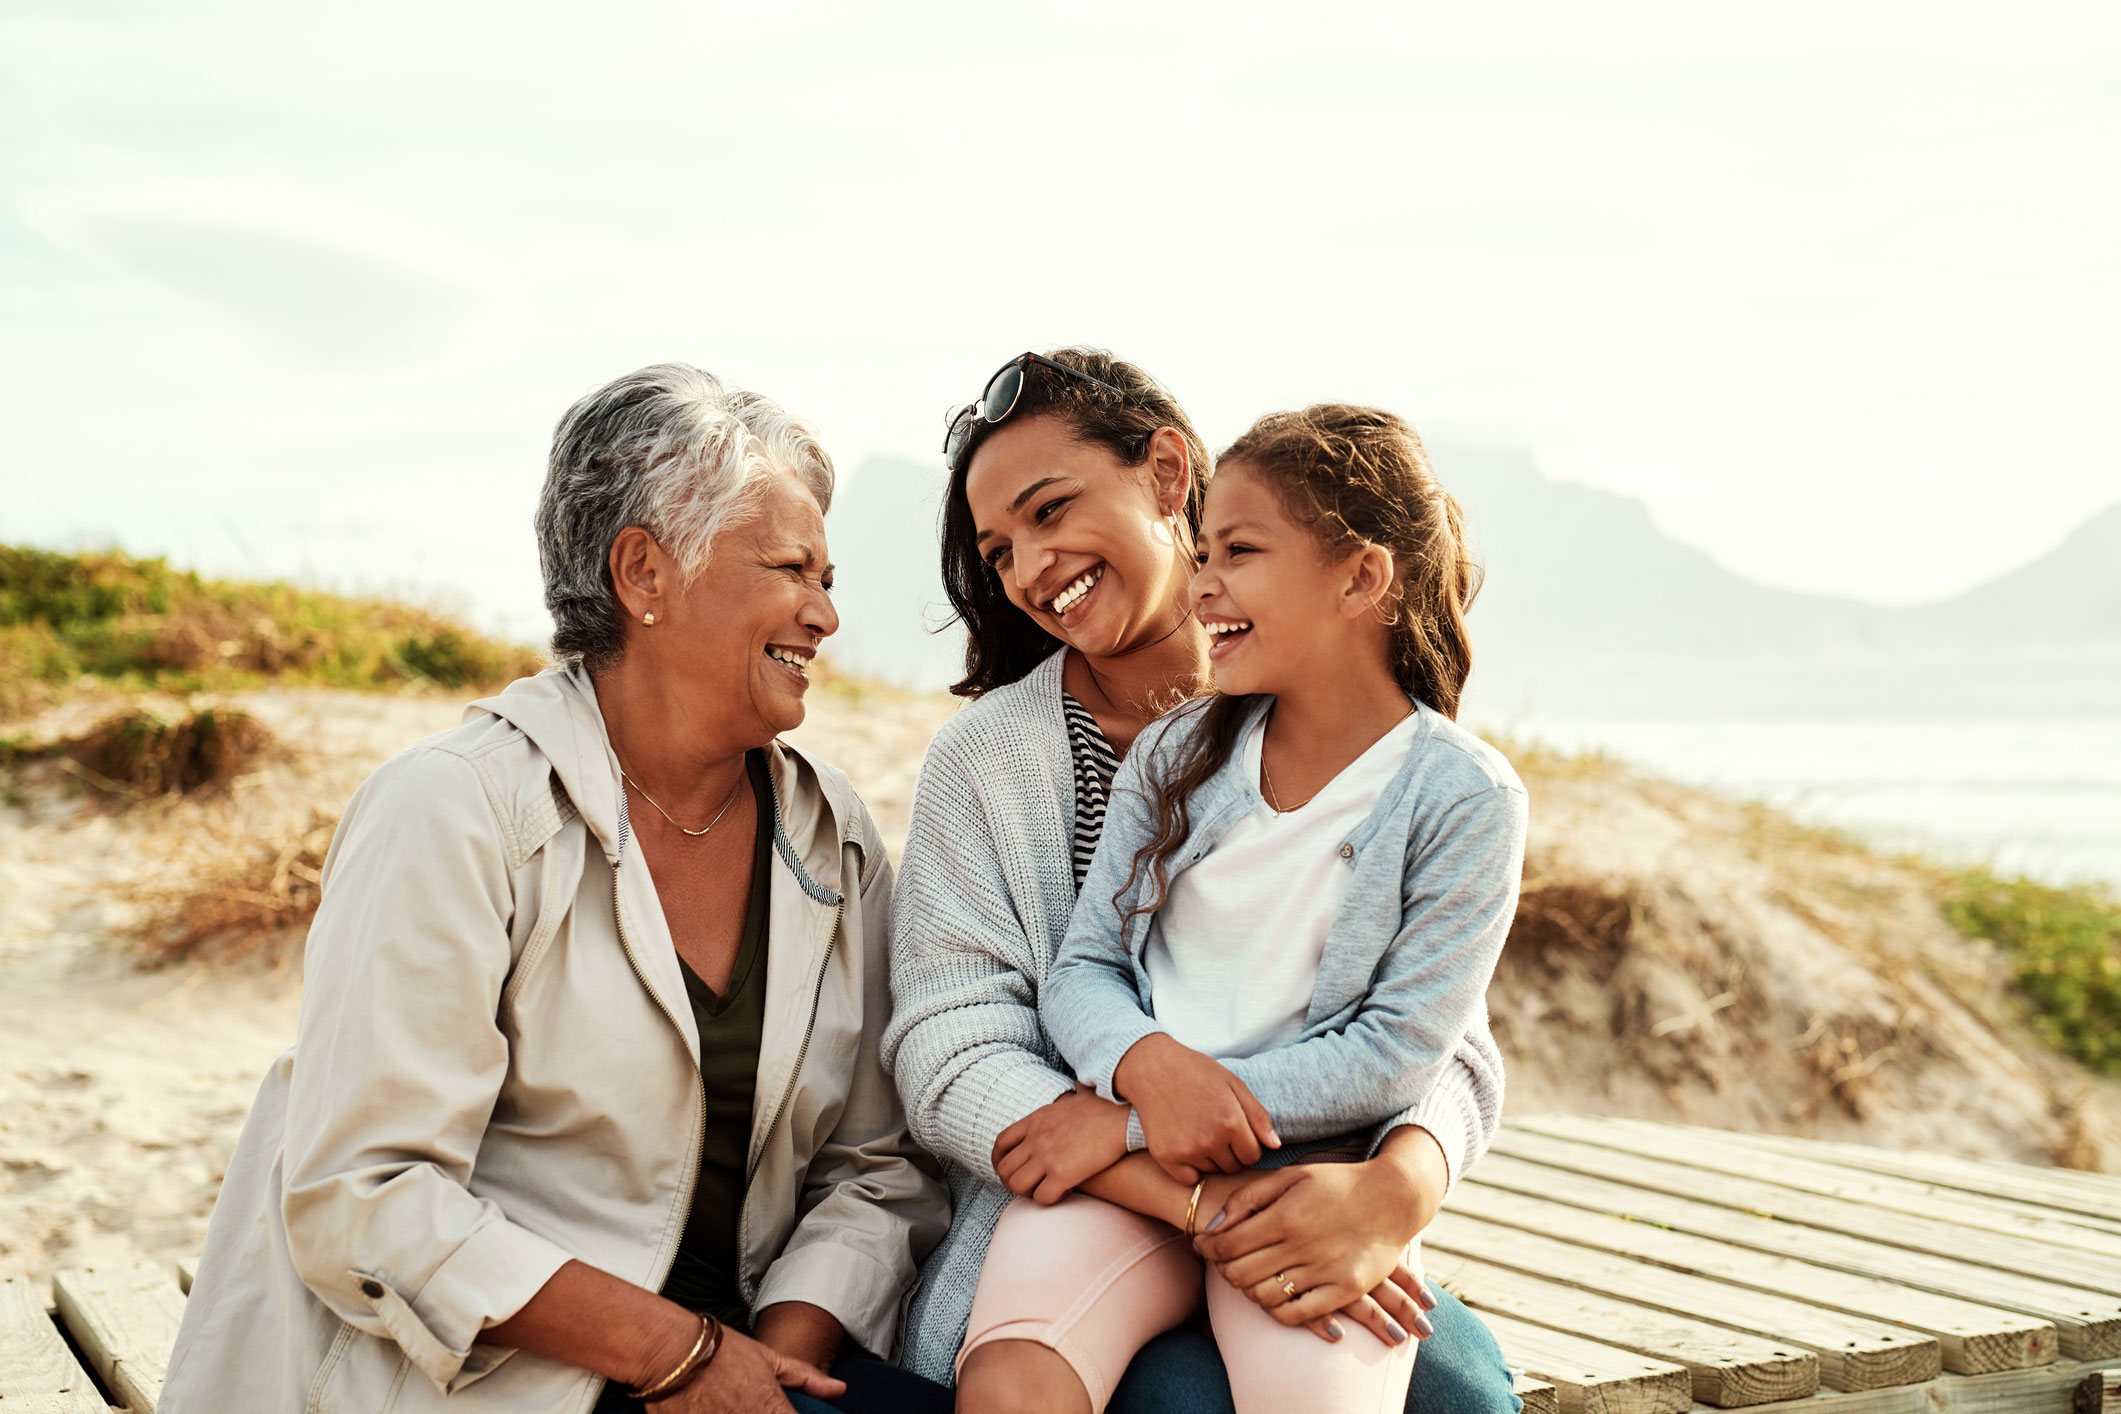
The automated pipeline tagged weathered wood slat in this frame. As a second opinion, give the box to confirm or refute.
[1525,1117,2121,1252]
[1473,1151,2121,1360]
[1490,1129,2121,1300]
[0,1275,106,1414]
[1448,1180,2053,1374]
[1475,1307,1694,1414]
[2075,1367,2121,1412]
[1428,1211,1938,1391]
[1517,1372,1561,1414]
[1434,1251,1818,1406]
[1690,1356,2121,1413]
[52,1263,186,1413]
[1697,1129,2121,1229]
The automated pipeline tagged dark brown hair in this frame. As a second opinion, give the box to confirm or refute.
[1117,403,1483,934]
[939,348,1212,698]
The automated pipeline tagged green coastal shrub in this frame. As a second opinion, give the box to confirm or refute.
[1944,869,2121,1073]
[0,544,544,713]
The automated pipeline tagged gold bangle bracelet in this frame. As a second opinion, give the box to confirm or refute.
[632,1313,713,1401]
[1184,1178,1208,1236]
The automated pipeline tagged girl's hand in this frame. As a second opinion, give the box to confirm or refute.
[1193,1159,1439,1331]
[992,1084,1132,1204]
[1111,1033,1279,1184]
[648,1326,843,1411]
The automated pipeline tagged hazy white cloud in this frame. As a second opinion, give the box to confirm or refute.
[33,183,502,369]
[1,0,2115,625]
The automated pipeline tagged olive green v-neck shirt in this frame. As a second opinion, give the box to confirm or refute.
[656,748,773,1329]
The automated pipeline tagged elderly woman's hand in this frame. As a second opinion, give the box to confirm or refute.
[649,1326,842,1412]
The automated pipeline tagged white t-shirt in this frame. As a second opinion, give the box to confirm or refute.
[1144,708,1420,1059]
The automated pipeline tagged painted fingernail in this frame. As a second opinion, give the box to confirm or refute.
[1206,1211,1226,1232]
[1416,1285,1438,1311]
[1412,1312,1435,1339]
[1386,1321,1407,1343]
[1325,1318,1345,1339]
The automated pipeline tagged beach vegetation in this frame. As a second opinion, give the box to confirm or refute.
[0,544,543,716]
[1943,869,2121,1073]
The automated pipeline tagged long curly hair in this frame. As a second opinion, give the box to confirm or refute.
[1116,403,1483,935]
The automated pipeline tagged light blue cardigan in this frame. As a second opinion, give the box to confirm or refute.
[883,651,1511,1381]
[1044,692,1528,1156]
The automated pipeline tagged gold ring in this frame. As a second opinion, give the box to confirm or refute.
[1277,1272,1299,1300]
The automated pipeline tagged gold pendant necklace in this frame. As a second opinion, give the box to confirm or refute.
[622,763,746,837]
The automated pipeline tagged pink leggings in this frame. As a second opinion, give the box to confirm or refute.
[959,1194,1419,1414]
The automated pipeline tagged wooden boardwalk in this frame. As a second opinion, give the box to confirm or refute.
[4,1117,2120,1411]
[1436,1116,2121,1413]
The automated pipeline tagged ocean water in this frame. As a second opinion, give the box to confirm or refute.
[1466,651,2121,890]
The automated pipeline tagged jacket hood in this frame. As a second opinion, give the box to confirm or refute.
[464,667,862,895]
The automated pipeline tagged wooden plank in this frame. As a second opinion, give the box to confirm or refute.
[1428,1212,1938,1391]
[1448,1180,2053,1374]
[1693,1355,2121,1413]
[1474,1307,1694,1414]
[1525,1116,2121,1252]
[1471,1151,2121,1360]
[2076,1368,2121,1412]
[1517,1372,1561,1414]
[1691,1127,2121,1230]
[1434,1251,1818,1406]
[52,1263,185,1413]
[0,1275,106,1413]
[1490,1128,2121,1299]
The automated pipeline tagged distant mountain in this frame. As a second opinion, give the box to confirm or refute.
[1896,502,2121,647]
[821,448,2121,693]
[1435,444,1891,657]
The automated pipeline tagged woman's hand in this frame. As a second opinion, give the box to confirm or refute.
[992,1083,1132,1204]
[1192,1137,1447,1340]
[649,1326,844,1411]
[1111,1033,1279,1184]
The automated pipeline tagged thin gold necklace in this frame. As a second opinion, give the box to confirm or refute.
[622,763,746,837]
[1260,702,1417,815]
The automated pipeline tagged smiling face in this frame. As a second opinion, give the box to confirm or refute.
[963,413,1193,660]
[1191,459,1395,698]
[640,469,839,743]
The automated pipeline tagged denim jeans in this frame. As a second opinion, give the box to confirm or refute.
[1107,1281,1520,1414]
[786,1357,954,1414]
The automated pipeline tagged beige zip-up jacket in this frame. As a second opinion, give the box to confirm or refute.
[162,668,948,1414]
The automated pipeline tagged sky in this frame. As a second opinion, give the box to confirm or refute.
[3,0,2116,643]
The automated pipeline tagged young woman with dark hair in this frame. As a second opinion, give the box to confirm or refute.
[882,353,1521,1413]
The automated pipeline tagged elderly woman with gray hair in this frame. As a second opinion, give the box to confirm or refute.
[164,365,950,1414]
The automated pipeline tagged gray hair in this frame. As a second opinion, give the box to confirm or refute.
[535,363,835,670]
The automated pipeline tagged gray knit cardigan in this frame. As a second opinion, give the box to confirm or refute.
[880,649,1505,1382]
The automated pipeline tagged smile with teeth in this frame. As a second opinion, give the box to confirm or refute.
[766,645,812,677]
[1203,619,1252,637]
[1048,565,1104,616]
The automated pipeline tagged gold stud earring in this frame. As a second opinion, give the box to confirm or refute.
[642,612,656,626]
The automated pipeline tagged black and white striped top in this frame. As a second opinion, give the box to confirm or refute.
[1061,693,1121,891]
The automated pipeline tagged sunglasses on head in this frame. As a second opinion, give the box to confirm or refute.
[942,352,1127,470]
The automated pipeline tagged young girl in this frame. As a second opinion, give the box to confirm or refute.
[960,404,1528,1414]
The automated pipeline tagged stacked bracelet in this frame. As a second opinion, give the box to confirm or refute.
[1184,1178,1208,1236]
[631,1312,722,1402]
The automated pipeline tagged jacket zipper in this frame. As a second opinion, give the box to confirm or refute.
[611,859,706,1297]
[733,762,844,1307]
